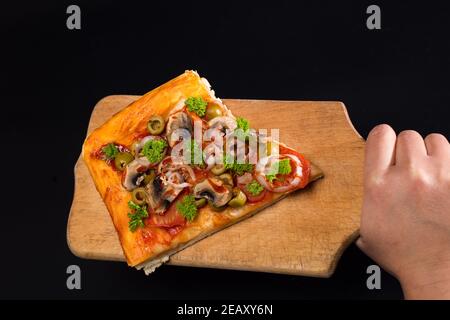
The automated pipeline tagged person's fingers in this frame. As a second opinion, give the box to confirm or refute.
[424,133,450,158]
[395,130,427,166]
[356,237,366,251]
[365,124,397,176]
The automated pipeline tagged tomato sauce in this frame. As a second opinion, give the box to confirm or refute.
[194,166,209,181]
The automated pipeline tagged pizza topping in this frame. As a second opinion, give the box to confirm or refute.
[163,170,192,189]
[131,187,147,206]
[127,200,149,232]
[176,194,198,222]
[194,198,207,208]
[147,115,166,135]
[183,139,203,165]
[208,116,237,132]
[204,103,223,121]
[246,180,264,196]
[102,143,119,160]
[218,173,233,186]
[158,156,197,184]
[236,172,253,185]
[240,184,267,203]
[236,117,250,132]
[224,160,254,176]
[185,97,207,117]
[141,139,168,164]
[256,154,307,193]
[95,143,130,166]
[211,163,226,175]
[203,143,223,170]
[132,136,156,155]
[228,188,247,208]
[114,152,134,171]
[150,202,186,228]
[193,178,233,208]
[234,116,251,141]
[122,157,151,191]
[145,176,165,213]
[152,176,179,214]
[265,158,292,183]
[142,169,156,185]
[166,111,193,147]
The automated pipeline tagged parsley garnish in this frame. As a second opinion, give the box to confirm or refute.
[127,201,148,232]
[266,159,292,183]
[236,117,249,132]
[185,97,207,117]
[235,117,250,141]
[142,139,167,163]
[246,180,264,196]
[223,154,254,175]
[102,143,118,159]
[228,163,254,175]
[176,195,198,222]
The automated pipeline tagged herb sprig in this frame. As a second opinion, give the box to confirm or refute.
[127,201,149,232]
[185,97,207,117]
[266,158,292,183]
[176,195,198,222]
[102,143,118,159]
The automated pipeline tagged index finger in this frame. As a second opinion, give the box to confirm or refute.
[365,124,397,177]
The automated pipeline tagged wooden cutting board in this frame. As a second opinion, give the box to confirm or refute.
[67,96,364,277]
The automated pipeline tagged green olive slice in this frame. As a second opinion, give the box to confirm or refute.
[147,115,166,135]
[211,164,226,175]
[143,169,156,185]
[195,198,206,208]
[114,152,134,171]
[205,103,223,121]
[228,188,247,208]
[131,187,147,205]
[219,173,233,186]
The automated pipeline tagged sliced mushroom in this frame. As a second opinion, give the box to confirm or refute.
[203,143,223,170]
[208,116,237,132]
[166,111,193,147]
[145,175,166,214]
[145,174,185,215]
[122,158,150,191]
[193,177,232,208]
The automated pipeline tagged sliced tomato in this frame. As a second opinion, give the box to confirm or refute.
[281,147,311,189]
[256,149,311,193]
[239,183,267,203]
[149,202,186,228]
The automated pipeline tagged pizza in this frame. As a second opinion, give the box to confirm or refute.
[82,70,323,274]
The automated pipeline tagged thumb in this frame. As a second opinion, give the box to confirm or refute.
[356,237,366,251]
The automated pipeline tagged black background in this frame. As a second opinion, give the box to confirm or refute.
[1,0,449,299]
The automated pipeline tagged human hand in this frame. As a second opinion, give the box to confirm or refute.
[357,124,450,299]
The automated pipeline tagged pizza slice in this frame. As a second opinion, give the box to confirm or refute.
[82,70,324,274]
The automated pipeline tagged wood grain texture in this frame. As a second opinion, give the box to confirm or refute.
[67,96,364,277]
